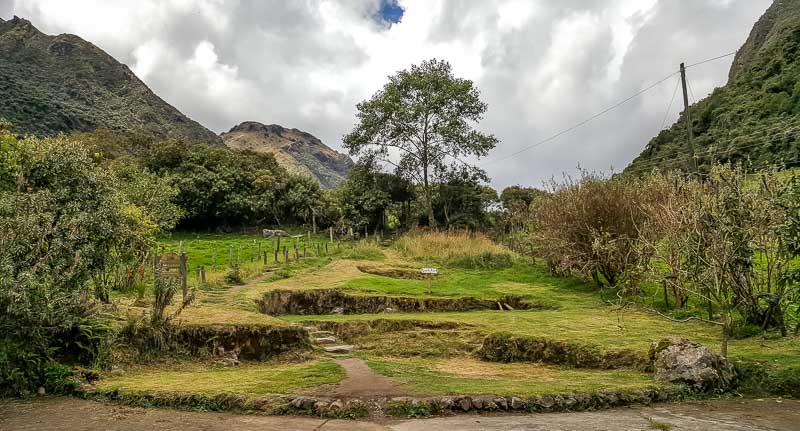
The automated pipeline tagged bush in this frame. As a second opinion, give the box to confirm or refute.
[0,133,155,396]
[529,171,660,288]
[223,266,245,285]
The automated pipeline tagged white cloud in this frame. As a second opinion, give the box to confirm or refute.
[4,0,772,189]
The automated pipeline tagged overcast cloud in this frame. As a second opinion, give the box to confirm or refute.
[1,0,771,189]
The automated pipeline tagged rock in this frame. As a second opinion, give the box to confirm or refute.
[438,396,455,409]
[37,387,45,396]
[510,396,525,410]
[650,337,736,391]
[313,336,336,344]
[536,395,556,409]
[493,397,508,410]
[332,307,344,315]
[330,400,344,410]
[458,397,472,412]
[383,308,395,314]
[314,401,329,413]
[471,397,484,409]
[302,397,316,410]
[324,345,354,353]
[290,397,305,408]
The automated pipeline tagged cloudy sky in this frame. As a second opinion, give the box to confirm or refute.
[1,0,771,189]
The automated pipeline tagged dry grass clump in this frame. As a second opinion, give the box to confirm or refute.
[394,230,514,269]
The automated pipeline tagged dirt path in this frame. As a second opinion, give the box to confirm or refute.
[328,358,407,398]
[2,397,799,431]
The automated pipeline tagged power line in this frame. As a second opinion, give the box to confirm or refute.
[481,51,741,168]
[684,51,737,69]
[480,71,679,167]
[661,76,681,129]
[627,121,800,172]
[625,121,800,174]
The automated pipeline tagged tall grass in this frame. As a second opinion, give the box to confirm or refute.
[394,230,515,269]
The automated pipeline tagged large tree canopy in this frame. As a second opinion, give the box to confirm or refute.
[343,59,498,227]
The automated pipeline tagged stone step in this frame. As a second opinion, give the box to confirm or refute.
[312,336,336,344]
[323,345,354,354]
[309,330,334,337]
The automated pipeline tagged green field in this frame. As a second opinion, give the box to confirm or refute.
[107,232,800,402]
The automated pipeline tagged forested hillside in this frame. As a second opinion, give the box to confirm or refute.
[0,16,221,144]
[627,0,800,174]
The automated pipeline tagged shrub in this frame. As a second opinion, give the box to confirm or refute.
[223,265,245,285]
[0,133,155,396]
[529,171,660,288]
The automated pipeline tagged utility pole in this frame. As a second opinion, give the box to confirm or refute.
[680,62,697,174]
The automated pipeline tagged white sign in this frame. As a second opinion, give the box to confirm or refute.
[420,267,438,275]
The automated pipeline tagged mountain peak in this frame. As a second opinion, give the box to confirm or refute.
[222,121,353,188]
[0,16,221,145]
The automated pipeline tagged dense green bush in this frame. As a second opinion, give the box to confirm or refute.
[0,130,155,396]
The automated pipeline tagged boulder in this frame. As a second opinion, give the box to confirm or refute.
[650,337,736,391]
[510,396,525,410]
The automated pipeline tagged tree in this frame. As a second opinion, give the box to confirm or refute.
[434,167,497,229]
[343,59,498,227]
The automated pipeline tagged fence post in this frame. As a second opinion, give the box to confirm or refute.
[229,245,234,268]
[237,245,241,266]
[195,266,201,285]
[178,240,183,255]
[258,241,262,262]
[201,266,206,285]
[303,243,307,258]
[179,253,188,300]
[329,226,334,243]
[283,246,288,263]
[325,242,328,254]
[212,244,217,272]
[294,243,299,261]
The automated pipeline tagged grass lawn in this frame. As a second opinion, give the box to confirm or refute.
[366,357,665,396]
[115,231,799,400]
[97,360,344,396]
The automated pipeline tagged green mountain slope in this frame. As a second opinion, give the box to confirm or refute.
[627,0,800,174]
[0,16,221,144]
[222,121,353,189]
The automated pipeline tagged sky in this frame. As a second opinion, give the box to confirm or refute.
[1,0,772,189]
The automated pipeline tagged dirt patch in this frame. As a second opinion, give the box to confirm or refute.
[327,358,407,398]
[357,264,427,280]
[478,333,649,370]
[255,289,545,315]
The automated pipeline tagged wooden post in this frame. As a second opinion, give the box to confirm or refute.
[303,243,307,258]
[212,244,217,272]
[200,266,206,285]
[179,253,188,299]
[195,266,201,285]
[283,246,288,263]
[294,243,299,261]
[307,231,311,242]
[178,240,183,254]
[229,245,234,268]
[258,241,262,262]
[237,245,241,266]
[274,247,279,263]
[329,226,334,242]
[325,242,328,254]
[276,237,281,254]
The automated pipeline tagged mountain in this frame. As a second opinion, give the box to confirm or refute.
[627,0,800,174]
[0,16,221,144]
[222,122,353,188]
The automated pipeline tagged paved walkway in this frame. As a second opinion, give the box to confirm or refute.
[1,397,798,431]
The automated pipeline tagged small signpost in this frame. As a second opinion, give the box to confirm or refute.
[421,267,438,295]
